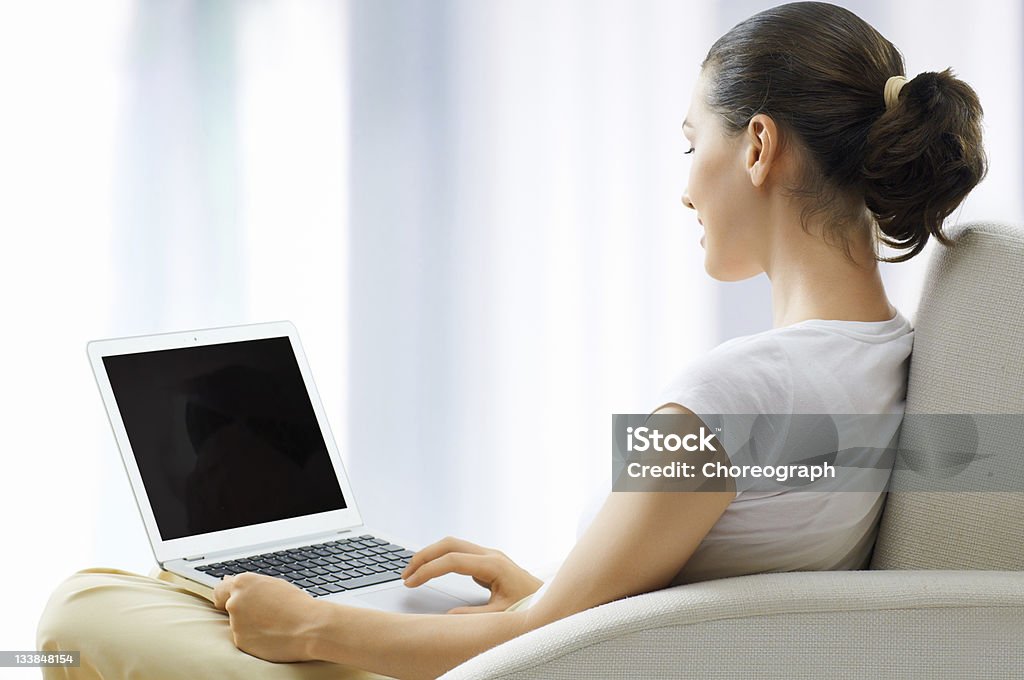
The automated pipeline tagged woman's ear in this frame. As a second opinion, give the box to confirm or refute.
[744,114,779,188]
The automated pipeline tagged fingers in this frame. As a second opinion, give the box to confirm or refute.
[403,552,499,588]
[211,572,267,611]
[402,536,492,579]
[211,574,235,610]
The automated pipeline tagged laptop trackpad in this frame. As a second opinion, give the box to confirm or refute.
[354,585,470,614]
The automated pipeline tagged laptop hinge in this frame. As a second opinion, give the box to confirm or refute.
[180,529,356,564]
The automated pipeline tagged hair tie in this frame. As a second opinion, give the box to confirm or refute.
[884,75,908,111]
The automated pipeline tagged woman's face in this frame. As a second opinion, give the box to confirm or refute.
[681,72,767,282]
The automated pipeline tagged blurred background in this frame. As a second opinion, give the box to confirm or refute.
[1,0,1020,651]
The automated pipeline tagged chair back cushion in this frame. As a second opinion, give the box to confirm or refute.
[871,221,1024,569]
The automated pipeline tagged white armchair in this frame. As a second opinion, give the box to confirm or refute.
[441,220,1024,679]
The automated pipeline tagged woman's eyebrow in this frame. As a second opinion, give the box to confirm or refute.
[682,119,694,131]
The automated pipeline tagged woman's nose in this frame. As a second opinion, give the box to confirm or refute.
[681,192,695,210]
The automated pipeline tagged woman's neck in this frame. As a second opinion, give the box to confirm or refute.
[766,223,894,328]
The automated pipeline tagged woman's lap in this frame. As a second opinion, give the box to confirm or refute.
[36,567,392,680]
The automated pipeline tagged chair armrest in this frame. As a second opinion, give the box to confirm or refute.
[440,570,1024,680]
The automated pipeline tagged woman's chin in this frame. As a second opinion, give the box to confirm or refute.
[704,255,762,282]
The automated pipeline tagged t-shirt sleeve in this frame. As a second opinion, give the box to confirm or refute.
[650,335,795,479]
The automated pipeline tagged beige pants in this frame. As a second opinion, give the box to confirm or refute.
[36,567,393,679]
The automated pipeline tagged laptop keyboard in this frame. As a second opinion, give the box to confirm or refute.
[196,534,415,598]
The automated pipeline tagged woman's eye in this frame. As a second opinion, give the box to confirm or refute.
[684,147,695,155]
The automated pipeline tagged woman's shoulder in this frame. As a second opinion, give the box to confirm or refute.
[655,311,914,416]
[692,325,796,377]
[702,310,914,370]
[656,331,793,416]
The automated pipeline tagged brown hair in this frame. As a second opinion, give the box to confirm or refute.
[701,1,988,263]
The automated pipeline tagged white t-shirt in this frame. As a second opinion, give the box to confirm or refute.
[523,310,914,608]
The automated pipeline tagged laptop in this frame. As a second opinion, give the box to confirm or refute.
[88,321,488,614]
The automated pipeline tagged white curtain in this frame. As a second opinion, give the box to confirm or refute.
[88,0,351,569]
[0,0,349,649]
[1,0,1019,651]
[344,0,714,575]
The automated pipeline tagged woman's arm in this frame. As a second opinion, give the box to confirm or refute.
[524,468,734,631]
[308,601,530,679]
[216,405,734,679]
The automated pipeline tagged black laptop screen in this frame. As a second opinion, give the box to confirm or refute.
[103,336,347,541]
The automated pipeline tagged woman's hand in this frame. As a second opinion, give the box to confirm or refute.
[212,572,325,662]
[401,536,543,613]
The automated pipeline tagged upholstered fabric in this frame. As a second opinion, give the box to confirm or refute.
[872,221,1024,570]
[440,570,1024,679]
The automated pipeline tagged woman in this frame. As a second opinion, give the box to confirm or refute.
[37,3,987,678]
